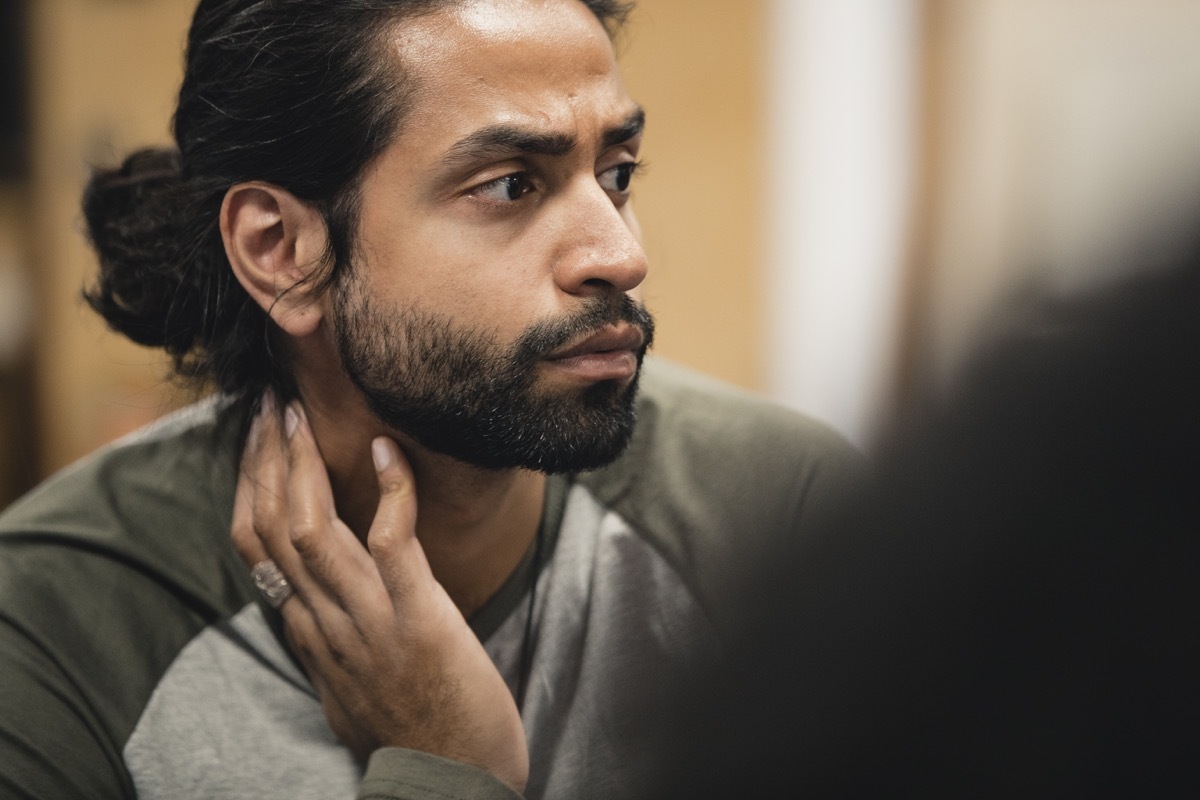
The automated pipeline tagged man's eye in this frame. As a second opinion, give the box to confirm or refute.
[598,162,640,194]
[475,174,534,203]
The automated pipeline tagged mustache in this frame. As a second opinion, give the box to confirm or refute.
[514,295,656,363]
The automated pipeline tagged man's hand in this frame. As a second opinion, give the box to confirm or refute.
[231,393,529,793]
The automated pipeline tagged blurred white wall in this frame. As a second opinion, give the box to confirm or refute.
[763,0,1200,451]
[763,0,920,450]
[919,0,1200,395]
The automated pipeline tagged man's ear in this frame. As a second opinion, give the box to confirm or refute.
[220,182,330,337]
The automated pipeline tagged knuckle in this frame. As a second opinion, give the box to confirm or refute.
[319,624,368,675]
[367,526,396,556]
[252,485,284,525]
[230,516,252,545]
[286,632,318,667]
[289,517,322,556]
[230,531,255,561]
[377,473,414,501]
[325,640,351,670]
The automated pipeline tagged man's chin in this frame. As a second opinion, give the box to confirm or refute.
[530,369,636,404]
[526,376,642,473]
[412,416,638,475]
[446,380,640,474]
[357,359,644,474]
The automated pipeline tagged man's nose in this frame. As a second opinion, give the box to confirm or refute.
[552,184,649,296]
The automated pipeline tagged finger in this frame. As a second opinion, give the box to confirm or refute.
[277,594,360,728]
[233,393,306,613]
[279,593,333,678]
[281,401,336,527]
[248,392,299,563]
[232,390,277,568]
[366,436,429,604]
[283,402,385,614]
[245,394,324,608]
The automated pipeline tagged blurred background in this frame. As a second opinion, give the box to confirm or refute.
[2,0,1199,506]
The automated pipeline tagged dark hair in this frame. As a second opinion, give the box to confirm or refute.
[82,0,634,404]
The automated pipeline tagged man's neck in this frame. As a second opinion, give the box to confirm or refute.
[301,390,547,619]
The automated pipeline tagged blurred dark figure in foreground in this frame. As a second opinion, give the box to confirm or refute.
[654,228,1200,797]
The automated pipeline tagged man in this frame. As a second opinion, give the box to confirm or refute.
[0,1,863,798]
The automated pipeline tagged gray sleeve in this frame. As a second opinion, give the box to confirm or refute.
[359,749,523,800]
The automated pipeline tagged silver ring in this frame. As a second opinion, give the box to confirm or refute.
[251,559,293,608]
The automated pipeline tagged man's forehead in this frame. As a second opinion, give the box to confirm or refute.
[390,0,618,76]
[385,0,633,146]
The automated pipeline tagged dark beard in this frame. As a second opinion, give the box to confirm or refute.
[333,281,655,473]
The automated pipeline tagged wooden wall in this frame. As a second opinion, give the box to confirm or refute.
[620,0,767,395]
[27,0,197,477]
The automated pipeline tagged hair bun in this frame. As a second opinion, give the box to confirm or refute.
[82,147,194,352]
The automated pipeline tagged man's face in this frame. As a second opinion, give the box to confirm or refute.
[332,0,653,473]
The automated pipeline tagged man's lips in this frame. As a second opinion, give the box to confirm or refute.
[545,324,645,361]
[542,324,645,382]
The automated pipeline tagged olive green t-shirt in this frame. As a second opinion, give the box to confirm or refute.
[0,357,864,800]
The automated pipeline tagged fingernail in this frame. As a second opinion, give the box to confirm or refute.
[247,390,274,450]
[371,437,393,471]
[246,410,263,452]
[284,404,299,439]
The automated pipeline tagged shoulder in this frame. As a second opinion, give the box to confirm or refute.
[1,398,237,548]
[586,356,866,507]
[0,396,249,627]
[578,357,868,625]
[0,398,252,793]
[635,356,861,471]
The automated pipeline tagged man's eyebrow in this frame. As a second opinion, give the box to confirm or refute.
[440,106,646,170]
[602,107,646,149]
[442,128,576,169]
